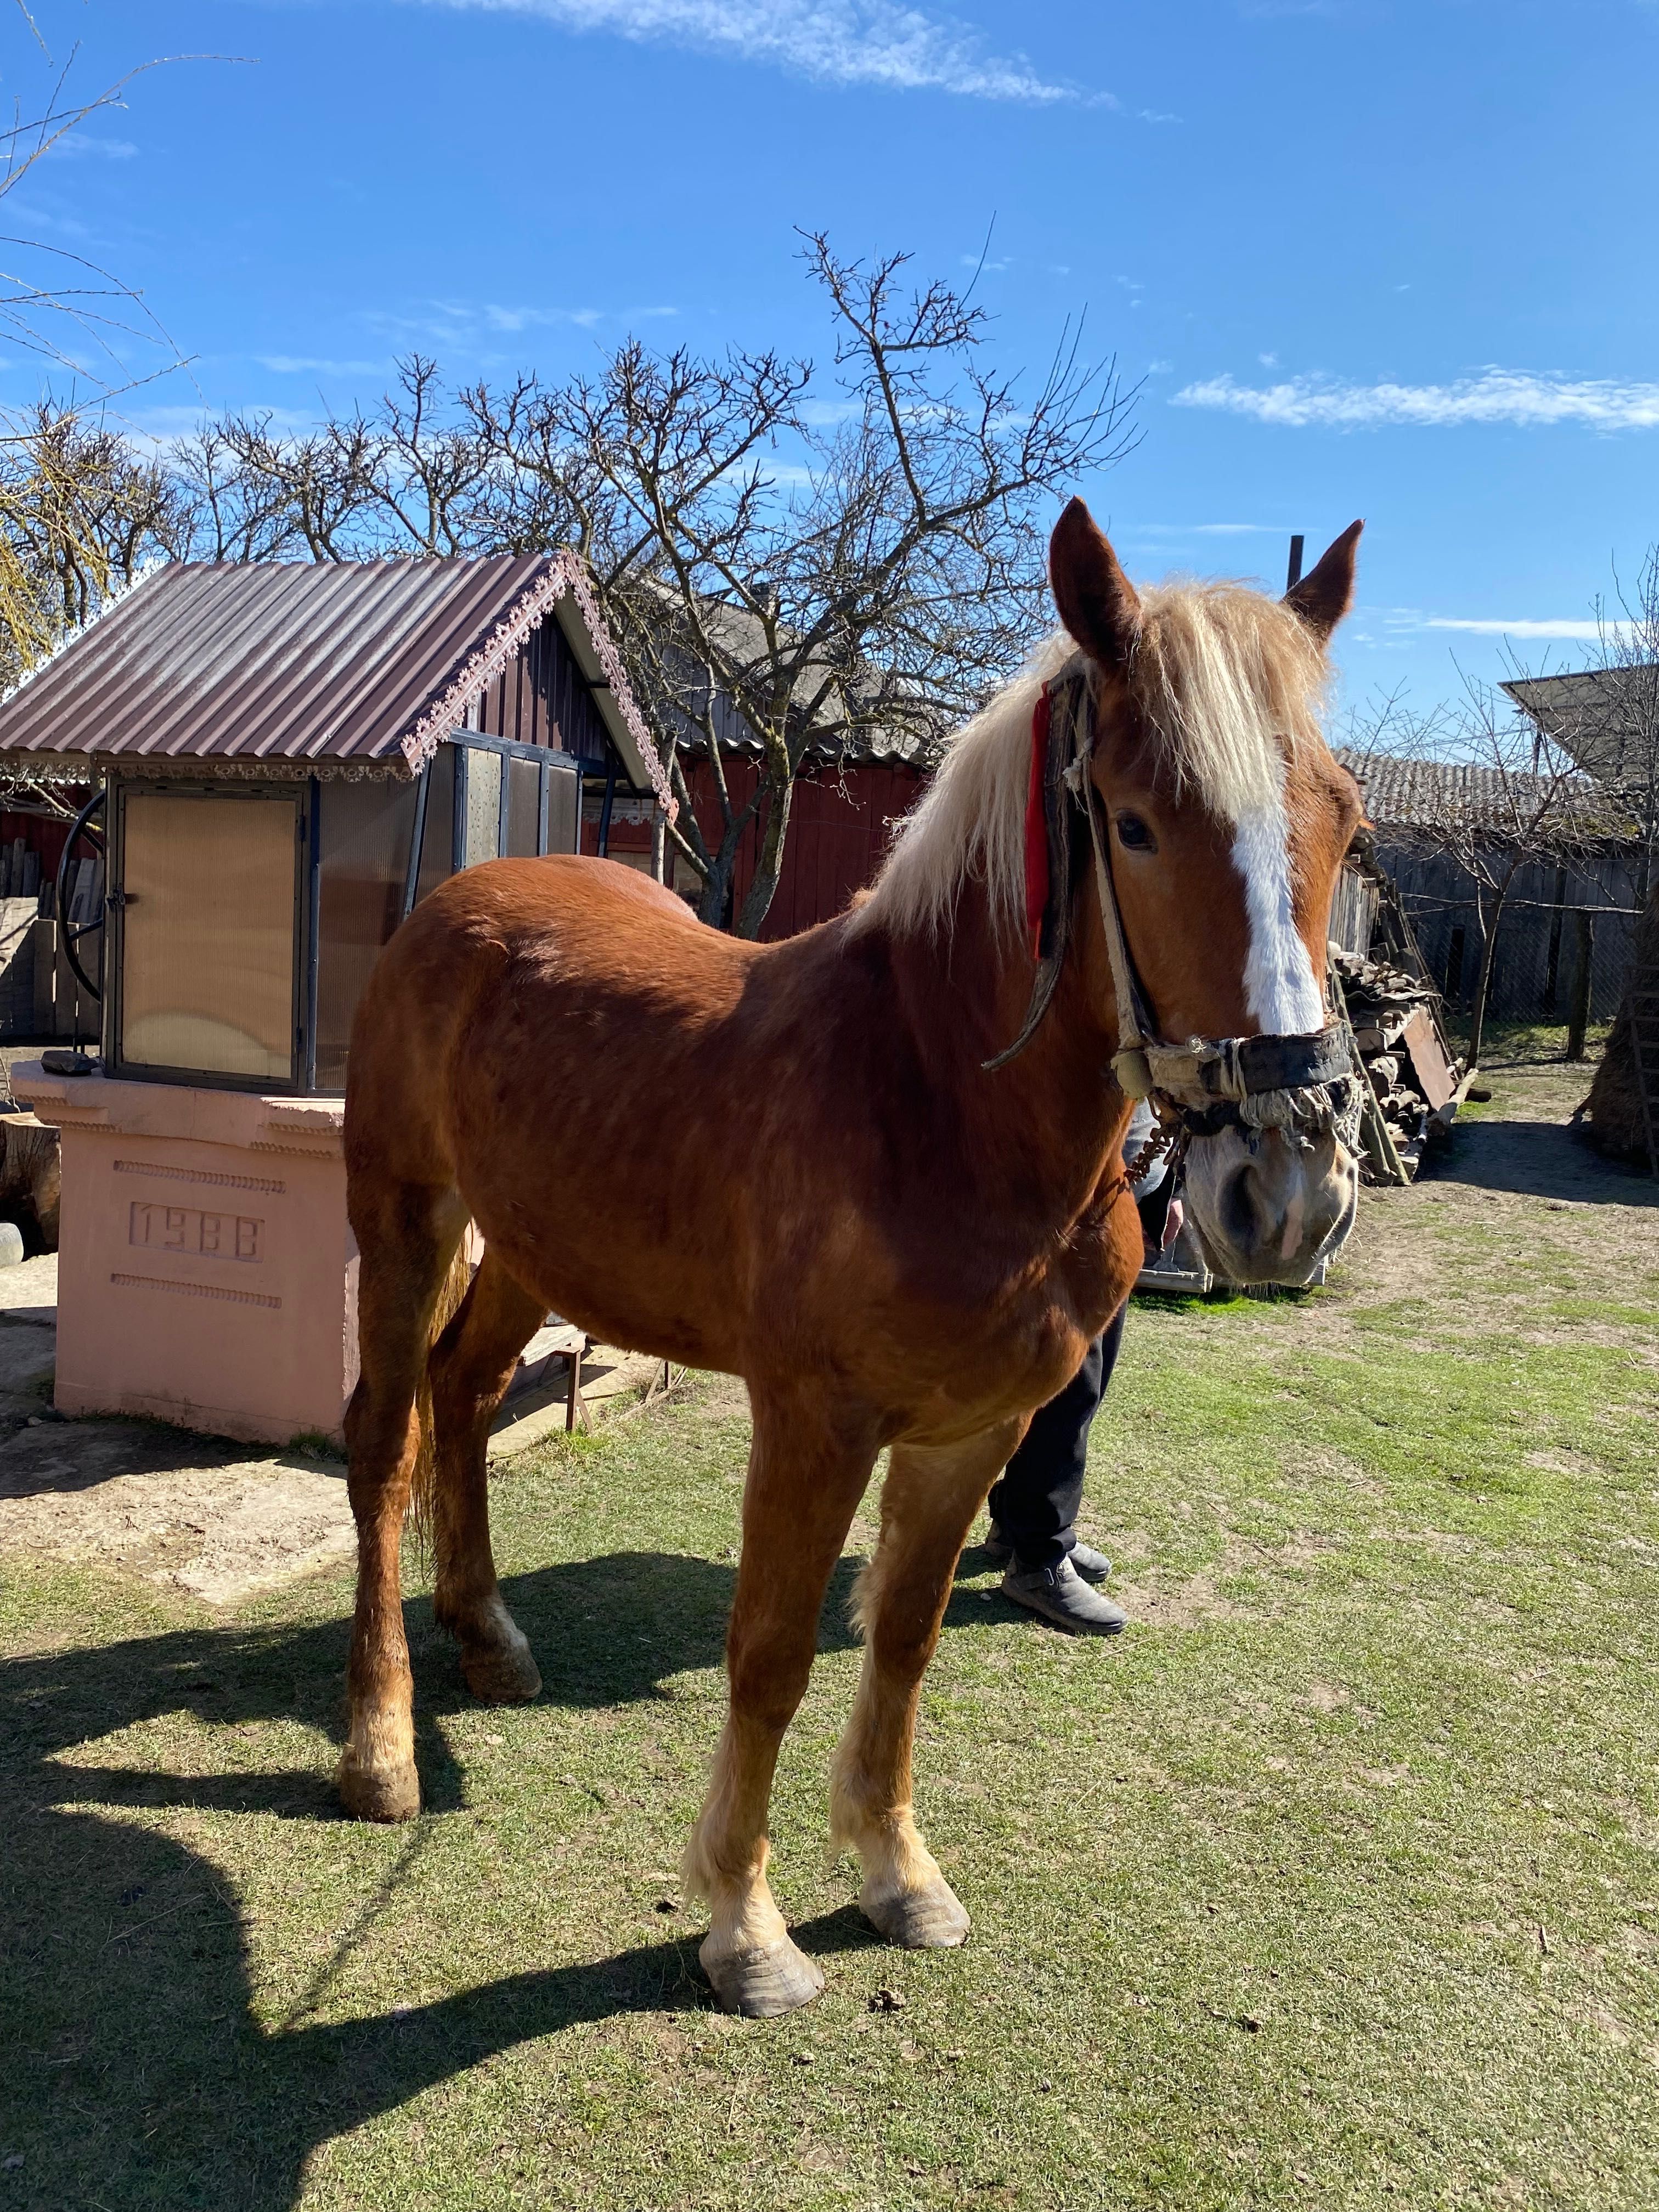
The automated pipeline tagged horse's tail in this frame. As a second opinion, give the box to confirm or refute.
[407,1237,473,1561]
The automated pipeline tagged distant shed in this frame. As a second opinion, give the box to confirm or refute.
[1335,747,1640,1023]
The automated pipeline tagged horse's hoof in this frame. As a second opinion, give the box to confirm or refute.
[461,1638,542,1705]
[336,1752,420,1824]
[861,1875,970,1950]
[700,1934,826,2017]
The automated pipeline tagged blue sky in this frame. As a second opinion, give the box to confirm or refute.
[10,0,1659,724]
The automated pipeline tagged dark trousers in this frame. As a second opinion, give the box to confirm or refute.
[985,1304,1127,1573]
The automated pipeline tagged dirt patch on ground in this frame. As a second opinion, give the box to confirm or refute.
[1107,1526,1341,1628]
[1107,1569,1247,1627]
[0,1419,357,1602]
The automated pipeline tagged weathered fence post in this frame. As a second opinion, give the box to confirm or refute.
[1566,910,1594,1060]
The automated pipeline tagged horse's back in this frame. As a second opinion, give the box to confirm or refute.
[345,854,782,1365]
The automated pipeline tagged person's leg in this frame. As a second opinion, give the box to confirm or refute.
[985,1308,1128,1635]
[986,1306,1126,1568]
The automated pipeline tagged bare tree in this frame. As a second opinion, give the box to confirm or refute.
[498,236,1137,934]
[0,9,202,682]
[183,240,1136,934]
[1347,673,1605,1068]
[0,401,186,687]
[0,3,199,401]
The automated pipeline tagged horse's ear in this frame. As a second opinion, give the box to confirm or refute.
[1049,497,1141,669]
[1284,520,1364,642]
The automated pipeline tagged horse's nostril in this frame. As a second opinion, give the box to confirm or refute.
[1221,1161,1260,1252]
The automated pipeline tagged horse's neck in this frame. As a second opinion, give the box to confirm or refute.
[870,879,1131,1211]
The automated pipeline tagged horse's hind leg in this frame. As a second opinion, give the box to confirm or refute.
[684,1392,877,2017]
[337,1182,467,1824]
[428,1246,546,1702]
[830,1420,1024,1948]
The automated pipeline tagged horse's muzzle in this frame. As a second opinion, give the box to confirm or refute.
[1182,1125,1359,1289]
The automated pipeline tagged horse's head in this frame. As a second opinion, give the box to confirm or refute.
[1049,498,1364,1288]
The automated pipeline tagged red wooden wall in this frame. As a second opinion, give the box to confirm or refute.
[0,808,77,891]
[679,756,925,940]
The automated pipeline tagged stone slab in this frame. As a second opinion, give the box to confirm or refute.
[0,1251,55,1324]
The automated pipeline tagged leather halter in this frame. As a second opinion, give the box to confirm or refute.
[984,660,1356,1147]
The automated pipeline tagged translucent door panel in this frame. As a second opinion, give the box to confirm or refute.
[413,744,456,905]
[315,779,420,1091]
[121,793,297,1081]
[462,747,502,868]
[546,763,580,855]
[505,755,543,859]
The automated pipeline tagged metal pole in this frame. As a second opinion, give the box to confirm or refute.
[302,778,321,1092]
[597,754,618,857]
[1285,535,1305,592]
[401,764,431,921]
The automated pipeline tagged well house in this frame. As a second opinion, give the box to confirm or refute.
[0,554,667,1444]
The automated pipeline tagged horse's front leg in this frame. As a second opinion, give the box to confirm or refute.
[684,1392,877,2017]
[830,1419,1025,1948]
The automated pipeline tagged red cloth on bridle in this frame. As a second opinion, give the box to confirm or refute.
[1024,687,1050,958]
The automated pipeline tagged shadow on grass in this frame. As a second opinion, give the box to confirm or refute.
[1424,1109,1658,1206]
[2,1547,996,2207]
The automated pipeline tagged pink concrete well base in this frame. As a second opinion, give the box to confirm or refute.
[12,1063,358,1448]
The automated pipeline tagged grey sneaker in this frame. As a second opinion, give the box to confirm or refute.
[1001,1556,1127,1635]
[984,1525,1111,1581]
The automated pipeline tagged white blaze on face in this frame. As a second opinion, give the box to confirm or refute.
[1231,766,1324,1035]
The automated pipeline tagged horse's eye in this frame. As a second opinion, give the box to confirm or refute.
[1114,812,1155,853]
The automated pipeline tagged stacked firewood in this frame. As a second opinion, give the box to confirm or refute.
[1328,947,1466,1184]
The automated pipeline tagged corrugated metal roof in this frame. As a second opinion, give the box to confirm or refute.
[1503,666,1659,782]
[0,553,671,807]
[656,591,944,770]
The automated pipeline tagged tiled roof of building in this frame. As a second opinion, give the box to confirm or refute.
[1335,746,1626,839]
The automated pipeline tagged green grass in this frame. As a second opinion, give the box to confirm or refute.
[3,1180,1659,2209]
[1450,1017,1613,1070]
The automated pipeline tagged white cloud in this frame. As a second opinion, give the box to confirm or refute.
[1172,368,1659,431]
[46,136,139,161]
[485,303,602,331]
[1374,606,1624,645]
[121,403,323,456]
[1126,521,1278,539]
[363,299,676,349]
[258,354,383,375]
[411,0,1097,101]
[1423,617,1608,640]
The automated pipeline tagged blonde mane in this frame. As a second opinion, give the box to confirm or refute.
[857,578,1331,943]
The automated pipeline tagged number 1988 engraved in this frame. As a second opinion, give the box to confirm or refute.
[129,1201,264,1262]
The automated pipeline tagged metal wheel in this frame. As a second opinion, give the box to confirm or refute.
[54,786,106,1002]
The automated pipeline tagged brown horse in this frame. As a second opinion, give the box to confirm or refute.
[338,500,1365,2016]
